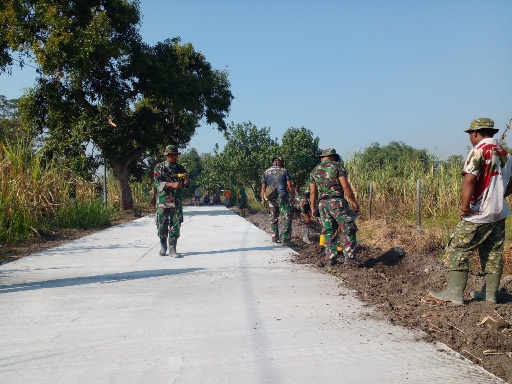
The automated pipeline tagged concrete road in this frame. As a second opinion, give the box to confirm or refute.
[0,206,504,383]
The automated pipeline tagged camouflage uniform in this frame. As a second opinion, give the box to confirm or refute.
[261,157,294,243]
[429,118,512,305]
[154,156,187,240]
[296,189,312,227]
[309,150,357,261]
[445,218,505,273]
[443,118,512,274]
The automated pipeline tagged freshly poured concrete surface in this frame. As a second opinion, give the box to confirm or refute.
[0,206,504,384]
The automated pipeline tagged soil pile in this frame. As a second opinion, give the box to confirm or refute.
[245,210,512,383]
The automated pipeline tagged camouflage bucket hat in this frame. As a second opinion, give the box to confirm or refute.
[272,156,284,165]
[164,145,181,155]
[319,148,340,162]
[464,118,499,134]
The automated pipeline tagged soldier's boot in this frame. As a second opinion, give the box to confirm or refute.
[302,227,311,244]
[240,209,246,217]
[471,273,501,303]
[159,237,167,256]
[428,270,468,305]
[168,238,182,258]
[244,208,249,216]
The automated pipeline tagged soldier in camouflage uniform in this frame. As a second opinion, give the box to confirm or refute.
[261,156,295,244]
[154,145,190,257]
[429,118,512,305]
[309,148,360,266]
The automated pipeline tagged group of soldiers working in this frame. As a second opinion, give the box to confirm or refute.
[154,117,512,305]
[260,148,360,267]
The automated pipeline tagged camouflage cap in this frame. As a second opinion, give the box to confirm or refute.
[464,118,499,134]
[319,148,340,161]
[272,156,284,165]
[164,145,181,155]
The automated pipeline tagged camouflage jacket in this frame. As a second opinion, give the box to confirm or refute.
[309,159,347,200]
[154,161,187,208]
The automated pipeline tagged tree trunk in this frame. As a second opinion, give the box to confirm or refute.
[111,161,134,210]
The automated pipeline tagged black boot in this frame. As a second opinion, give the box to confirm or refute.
[159,237,167,256]
[168,238,182,258]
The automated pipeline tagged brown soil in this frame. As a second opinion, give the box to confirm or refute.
[245,210,512,384]
[2,208,512,382]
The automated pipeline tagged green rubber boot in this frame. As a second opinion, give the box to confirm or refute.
[428,270,468,305]
[471,273,501,303]
[159,237,167,256]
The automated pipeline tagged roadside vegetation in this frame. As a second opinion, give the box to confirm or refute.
[1,1,511,268]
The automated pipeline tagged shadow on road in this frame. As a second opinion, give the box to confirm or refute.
[0,268,203,294]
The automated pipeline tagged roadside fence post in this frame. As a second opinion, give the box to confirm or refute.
[369,182,373,220]
[417,179,421,229]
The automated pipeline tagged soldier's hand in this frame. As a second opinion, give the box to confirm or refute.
[313,207,320,217]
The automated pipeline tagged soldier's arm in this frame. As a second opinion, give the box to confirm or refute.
[339,176,359,213]
[460,173,477,216]
[309,183,318,215]
[261,182,268,206]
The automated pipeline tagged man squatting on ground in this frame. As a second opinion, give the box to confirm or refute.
[261,156,295,244]
[154,145,190,257]
[429,118,512,305]
[309,148,360,266]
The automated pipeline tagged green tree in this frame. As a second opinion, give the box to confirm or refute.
[179,148,203,182]
[0,96,21,144]
[0,1,233,209]
[220,122,278,199]
[351,141,431,176]
[279,127,320,191]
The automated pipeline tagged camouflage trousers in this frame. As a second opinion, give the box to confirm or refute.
[156,207,181,239]
[444,218,505,274]
[318,197,357,260]
[268,196,293,242]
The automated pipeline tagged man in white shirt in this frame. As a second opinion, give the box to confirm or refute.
[429,117,512,304]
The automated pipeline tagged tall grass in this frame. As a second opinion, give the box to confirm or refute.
[346,156,463,222]
[0,139,110,243]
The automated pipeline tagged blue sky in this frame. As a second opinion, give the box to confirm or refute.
[2,0,511,160]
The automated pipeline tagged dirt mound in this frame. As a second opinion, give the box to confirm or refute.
[245,210,512,383]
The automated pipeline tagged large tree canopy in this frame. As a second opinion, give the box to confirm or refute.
[0,0,233,209]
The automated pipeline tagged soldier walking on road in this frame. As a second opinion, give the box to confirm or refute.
[154,145,190,257]
[309,148,360,267]
[261,156,295,244]
[429,118,512,305]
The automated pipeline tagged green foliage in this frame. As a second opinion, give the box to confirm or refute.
[0,2,233,210]
[0,137,110,243]
[279,127,320,191]
[54,199,110,229]
[220,122,279,199]
[346,143,463,219]
[179,148,203,190]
